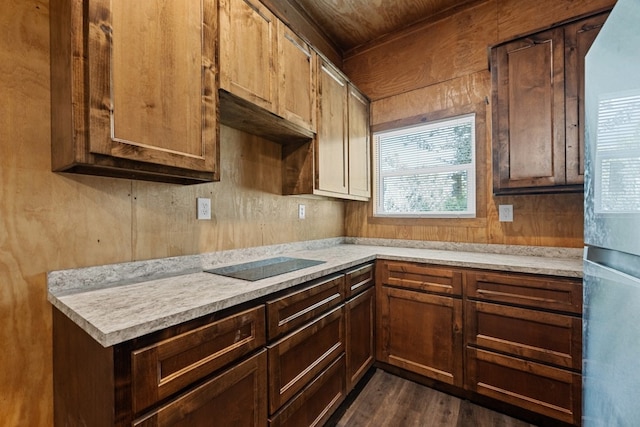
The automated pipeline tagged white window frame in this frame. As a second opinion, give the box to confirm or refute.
[373,113,476,218]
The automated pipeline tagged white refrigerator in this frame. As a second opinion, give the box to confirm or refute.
[583,0,640,425]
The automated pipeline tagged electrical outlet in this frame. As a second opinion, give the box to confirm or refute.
[298,204,306,220]
[197,198,211,220]
[499,204,513,222]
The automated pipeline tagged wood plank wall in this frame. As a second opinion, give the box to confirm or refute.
[343,0,615,248]
[0,1,343,423]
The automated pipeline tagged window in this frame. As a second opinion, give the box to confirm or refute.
[374,113,476,218]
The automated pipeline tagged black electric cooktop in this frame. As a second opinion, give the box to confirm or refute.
[204,256,325,281]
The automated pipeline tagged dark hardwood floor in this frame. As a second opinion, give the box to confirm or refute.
[333,370,537,427]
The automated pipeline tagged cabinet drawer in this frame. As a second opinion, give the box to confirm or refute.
[466,347,581,425]
[134,349,267,427]
[466,301,581,370]
[378,260,462,296]
[131,306,266,414]
[345,263,374,298]
[268,305,344,414]
[466,271,582,314]
[266,274,345,340]
[268,354,346,427]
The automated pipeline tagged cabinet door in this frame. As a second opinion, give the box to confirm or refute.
[316,60,348,195]
[219,0,278,112]
[133,350,268,427]
[345,287,375,390]
[50,0,219,183]
[347,85,371,199]
[278,22,316,132]
[564,13,608,184]
[377,286,463,387]
[492,28,565,193]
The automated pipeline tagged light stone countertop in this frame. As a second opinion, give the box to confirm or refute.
[48,239,583,347]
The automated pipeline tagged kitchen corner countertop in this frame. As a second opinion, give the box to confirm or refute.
[48,241,583,347]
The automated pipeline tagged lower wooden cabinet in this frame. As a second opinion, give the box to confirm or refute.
[54,257,582,426]
[345,283,375,390]
[464,271,583,425]
[134,350,268,427]
[53,304,268,427]
[377,286,464,387]
[375,260,583,426]
[465,300,582,370]
[269,354,346,427]
[131,306,266,414]
[466,347,581,425]
[267,305,345,414]
[376,261,464,388]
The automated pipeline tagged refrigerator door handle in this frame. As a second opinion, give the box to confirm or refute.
[584,246,640,282]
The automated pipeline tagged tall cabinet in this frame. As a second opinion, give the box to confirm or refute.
[50,0,219,184]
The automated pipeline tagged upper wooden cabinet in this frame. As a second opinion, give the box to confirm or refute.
[491,12,608,195]
[283,58,371,201]
[316,60,349,196]
[50,0,219,184]
[311,59,371,200]
[219,0,278,112]
[564,13,609,184]
[348,86,372,199]
[218,0,316,143]
[277,23,317,133]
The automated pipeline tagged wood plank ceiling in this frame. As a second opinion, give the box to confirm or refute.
[289,0,482,54]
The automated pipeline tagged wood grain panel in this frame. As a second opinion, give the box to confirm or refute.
[497,0,615,42]
[132,126,344,260]
[343,1,497,100]
[371,71,490,127]
[292,0,479,53]
[1,2,134,420]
